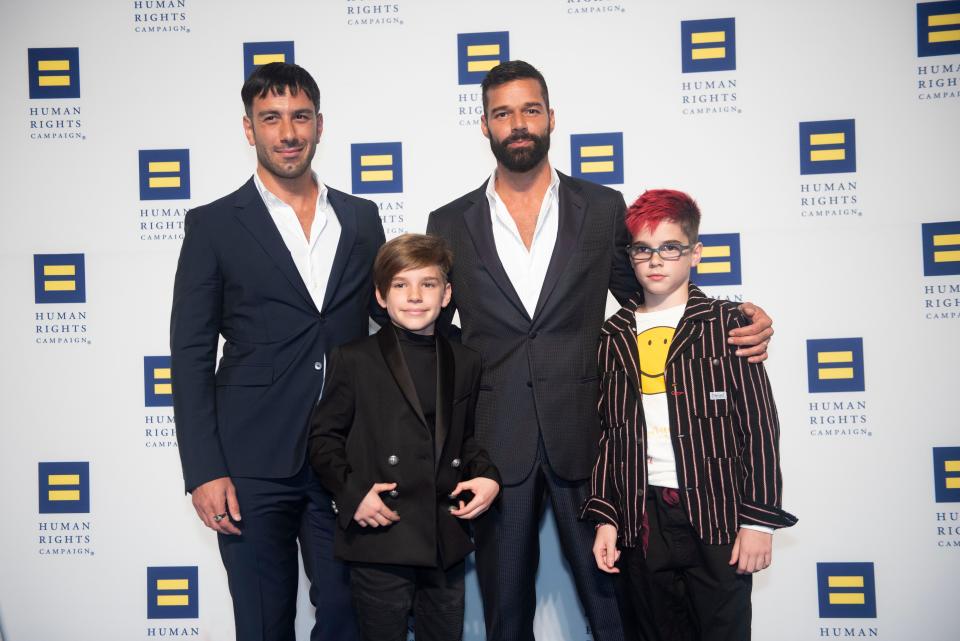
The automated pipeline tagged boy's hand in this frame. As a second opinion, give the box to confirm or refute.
[729,302,773,363]
[592,524,620,574]
[729,528,772,574]
[449,477,500,520]
[354,482,400,528]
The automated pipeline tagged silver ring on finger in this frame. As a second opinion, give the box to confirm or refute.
[213,513,226,523]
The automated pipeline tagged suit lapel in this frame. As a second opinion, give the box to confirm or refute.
[378,325,427,427]
[531,173,587,323]
[321,188,359,313]
[434,335,455,472]
[666,284,714,367]
[232,178,317,312]
[604,298,643,398]
[461,182,530,321]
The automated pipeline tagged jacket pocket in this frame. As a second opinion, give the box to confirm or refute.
[689,356,730,418]
[215,365,273,387]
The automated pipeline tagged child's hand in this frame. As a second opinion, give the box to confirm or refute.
[592,524,620,574]
[729,528,772,574]
[353,482,401,528]
[449,477,499,519]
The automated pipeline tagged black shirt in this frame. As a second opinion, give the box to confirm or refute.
[396,325,437,433]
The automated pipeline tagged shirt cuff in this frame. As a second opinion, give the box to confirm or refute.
[741,524,774,535]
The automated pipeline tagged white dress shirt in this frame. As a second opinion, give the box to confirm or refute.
[485,168,561,318]
[253,171,341,312]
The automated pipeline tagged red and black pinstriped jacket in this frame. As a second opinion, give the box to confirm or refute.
[580,283,797,547]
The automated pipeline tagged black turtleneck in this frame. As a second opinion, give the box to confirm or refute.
[396,325,437,433]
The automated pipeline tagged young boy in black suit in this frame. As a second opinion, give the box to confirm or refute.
[309,233,500,641]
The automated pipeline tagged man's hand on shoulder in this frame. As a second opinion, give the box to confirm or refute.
[191,476,242,535]
[729,302,774,363]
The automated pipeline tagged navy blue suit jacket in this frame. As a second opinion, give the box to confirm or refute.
[171,177,386,492]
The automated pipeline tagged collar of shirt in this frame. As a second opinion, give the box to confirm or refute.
[253,170,331,246]
[484,167,561,246]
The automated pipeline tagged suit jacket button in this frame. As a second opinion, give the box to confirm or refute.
[314,361,323,370]
[451,458,461,468]
[526,381,532,388]
[388,455,399,466]
[711,358,720,366]
[529,331,538,339]
[388,489,399,498]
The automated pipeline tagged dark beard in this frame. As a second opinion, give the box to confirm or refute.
[256,139,317,180]
[489,130,550,173]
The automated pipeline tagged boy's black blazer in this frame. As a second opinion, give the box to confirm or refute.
[308,323,500,569]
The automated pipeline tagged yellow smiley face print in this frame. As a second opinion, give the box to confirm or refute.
[636,326,675,394]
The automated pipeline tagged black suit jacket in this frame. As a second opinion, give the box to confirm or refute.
[170,177,386,492]
[426,172,639,485]
[308,324,500,569]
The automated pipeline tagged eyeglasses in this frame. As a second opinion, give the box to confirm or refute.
[625,242,692,262]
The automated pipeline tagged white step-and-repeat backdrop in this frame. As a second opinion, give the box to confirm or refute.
[1,0,958,639]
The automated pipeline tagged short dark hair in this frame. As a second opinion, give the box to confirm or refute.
[373,234,454,299]
[241,62,321,117]
[481,60,550,114]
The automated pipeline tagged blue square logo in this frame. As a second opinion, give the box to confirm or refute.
[817,562,877,618]
[681,18,736,73]
[570,132,624,185]
[34,254,86,304]
[139,149,190,201]
[921,221,960,276]
[933,447,960,502]
[457,32,509,85]
[799,119,856,175]
[39,462,89,514]
[147,566,198,619]
[351,142,403,194]
[28,47,80,99]
[806,338,865,394]
[693,233,742,287]
[918,1,960,56]
[243,41,295,80]
[144,356,173,407]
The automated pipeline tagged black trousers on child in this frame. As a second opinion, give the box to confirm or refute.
[349,559,465,641]
[620,487,752,641]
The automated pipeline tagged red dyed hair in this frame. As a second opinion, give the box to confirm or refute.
[624,189,701,243]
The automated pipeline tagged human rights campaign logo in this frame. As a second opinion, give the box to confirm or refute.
[28,48,80,99]
[139,149,190,201]
[693,233,741,286]
[243,41,295,80]
[457,32,509,85]
[799,120,856,175]
[351,142,403,194]
[922,221,960,276]
[933,447,960,502]
[147,566,198,619]
[34,254,85,304]
[570,133,623,185]
[816,562,877,618]
[918,1,960,57]
[681,18,736,73]
[144,356,173,407]
[806,338,865,393]
[38,462,89,514]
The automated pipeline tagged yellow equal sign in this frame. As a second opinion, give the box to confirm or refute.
[47,474,81,502]
[154,367,172,396]
[928,12,960,42]
[37,59,71,86]
[360,154,394,182]
[579,145,615,174]
[697,245,732,274]
[156,579,190,607]
[809,132,846,162]
[827,575,865,605]
[933,233,960,263]
[43,264,77,291]
[691,31,726,60]
[466,44,500,72]
[817,350,854,380]
[148,161,181,189]
[945,460,960,489]
[253,53,286,65]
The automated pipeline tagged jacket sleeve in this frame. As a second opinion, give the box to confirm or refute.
[307,347,371,530]
[608,193,642,306]
[726,308,798,530]
[170,211,228,493]
[426,210,461,342]
[460,353,500,486]
[578,335,621,528]
[367,206,390,328]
